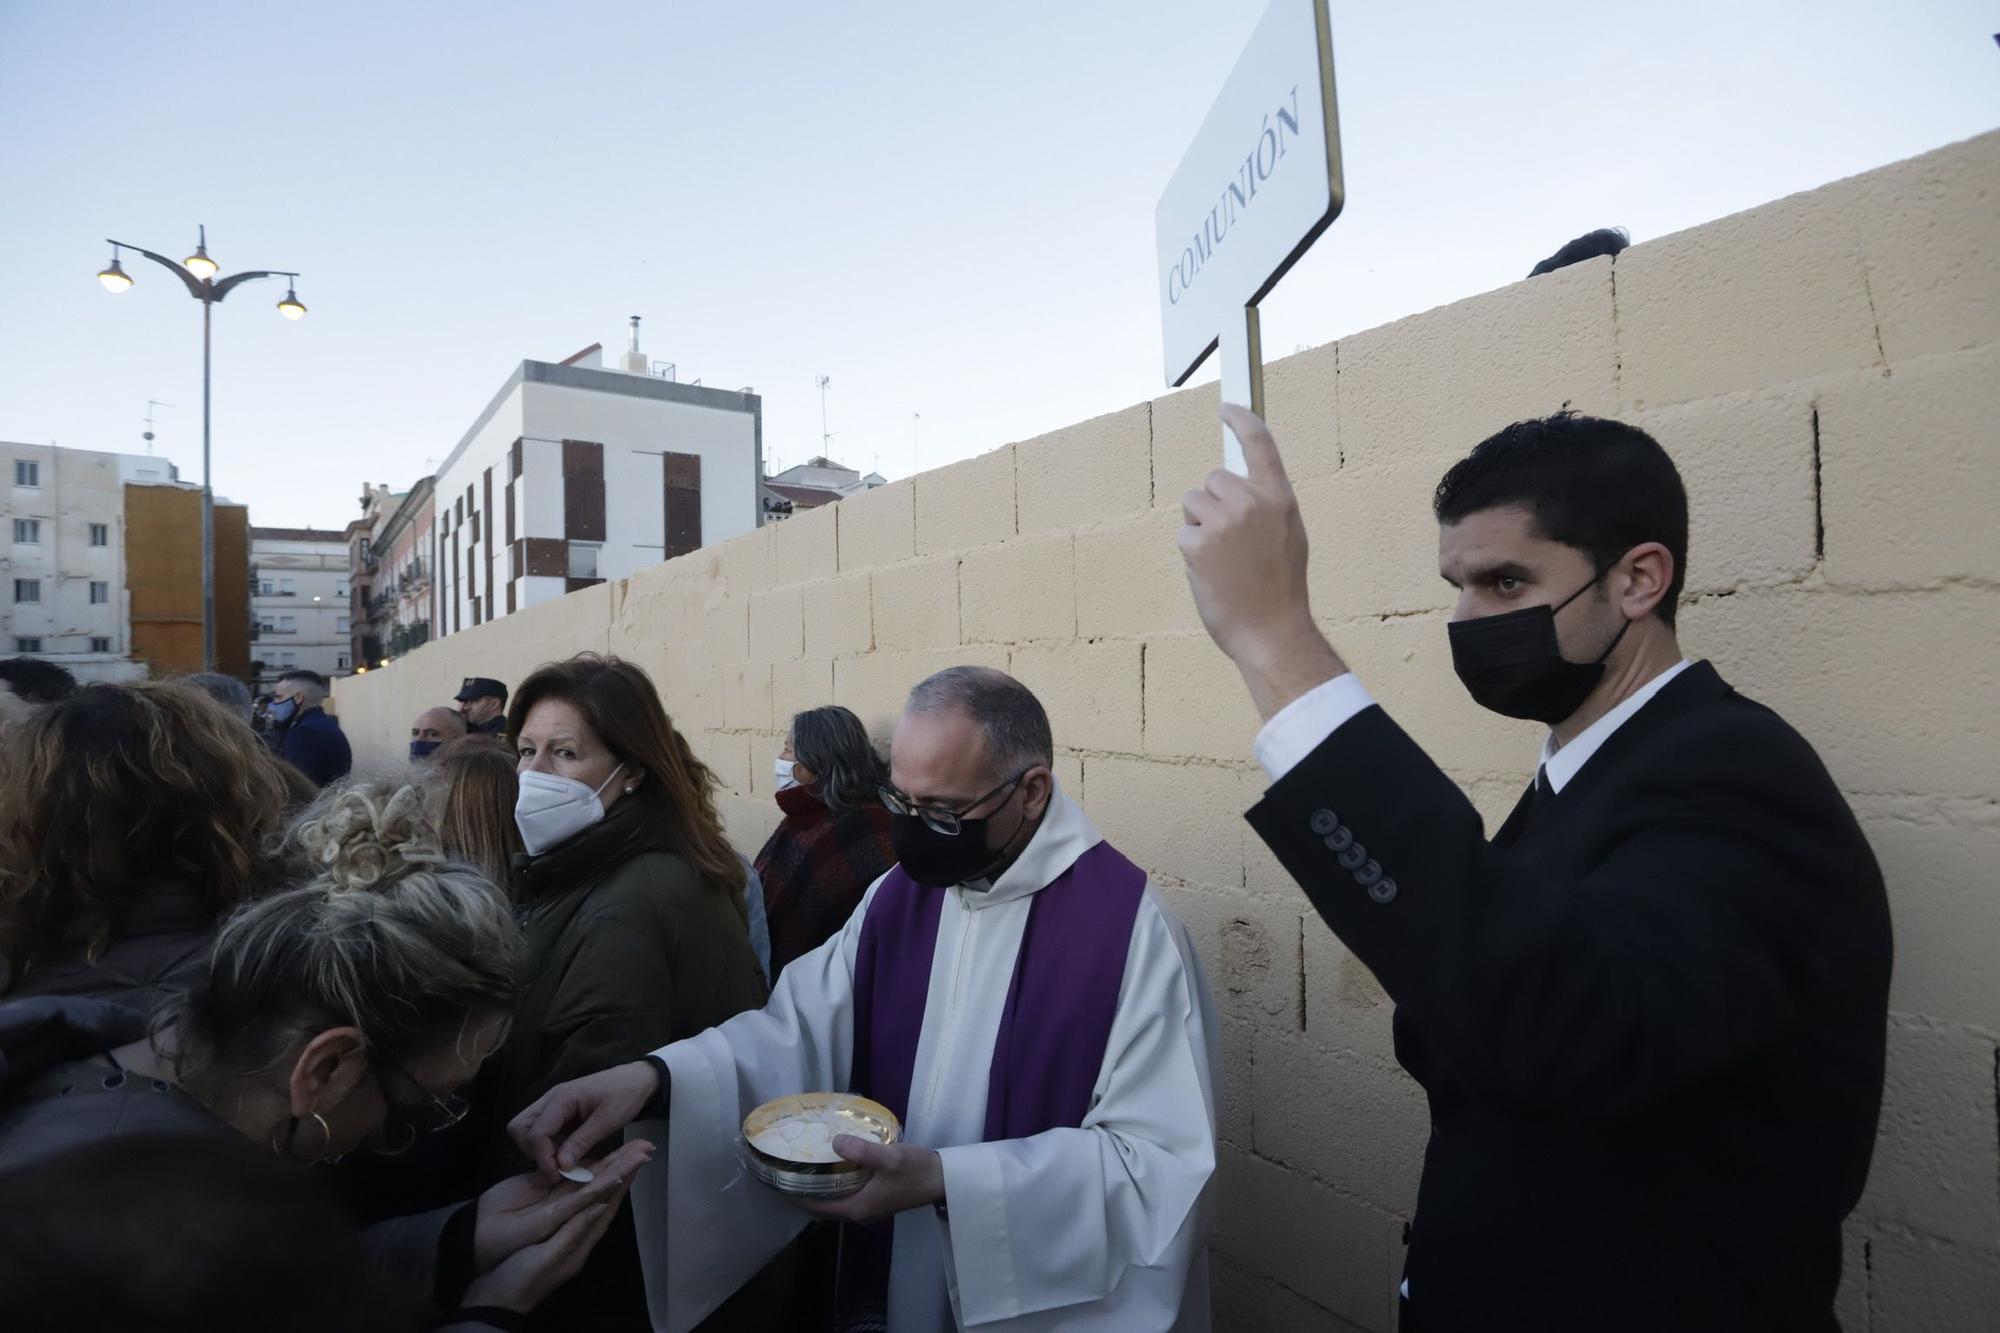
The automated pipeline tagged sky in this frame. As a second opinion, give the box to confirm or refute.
[1,1,1994,531]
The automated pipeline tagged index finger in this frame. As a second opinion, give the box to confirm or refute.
[1218,403,1290,487]
[509,1097,567,1180]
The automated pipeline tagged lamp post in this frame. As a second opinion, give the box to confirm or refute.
[98,226,304,669]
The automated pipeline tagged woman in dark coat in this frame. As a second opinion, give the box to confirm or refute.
[756,705,898,976]
[471,654,776,1330]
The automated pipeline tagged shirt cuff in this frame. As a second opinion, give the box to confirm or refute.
[1252,673,1376,782]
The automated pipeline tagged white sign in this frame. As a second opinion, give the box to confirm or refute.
[1156,0,1343,473]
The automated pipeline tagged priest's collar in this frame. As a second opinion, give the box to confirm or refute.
[959,781,1103,909]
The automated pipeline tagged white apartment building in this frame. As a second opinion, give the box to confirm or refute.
[1,440,174,678]
[250,527,351,689]
[432,320,763,638]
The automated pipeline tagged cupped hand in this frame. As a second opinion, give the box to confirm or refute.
[474,1137,655,1273]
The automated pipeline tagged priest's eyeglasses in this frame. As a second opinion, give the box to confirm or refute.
[878,771,1028,837]
[369,1061,472,1157]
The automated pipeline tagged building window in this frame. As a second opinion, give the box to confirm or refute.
[89,581,109,604]
[12,519,40,544]
[337,654,350,670]
[280,651,296,665]
[337,615,350,633]
[259,579,275,595]
[279,578,295,595]
[13,579,39,604]
[336,582,348,599]
[568,542,601,579]
[279,615,296,632]
[13,637,41,653]
[13,461,39,487]
[89,523,109,547]
[90,637,112,653]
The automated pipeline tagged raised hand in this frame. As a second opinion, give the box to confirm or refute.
[508,1060,662,1180]
[1179,404,1347,721]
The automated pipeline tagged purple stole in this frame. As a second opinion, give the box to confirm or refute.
[836,840,1148,1321]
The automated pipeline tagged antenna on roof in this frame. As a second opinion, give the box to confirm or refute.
[144,399,173,452]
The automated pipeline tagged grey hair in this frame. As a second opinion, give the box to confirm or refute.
[164,778,522,1092]
[185,672,253,723]
[904,667,1054,779]
[789,705,887,814]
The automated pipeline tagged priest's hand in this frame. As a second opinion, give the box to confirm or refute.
[1179,404,1348,722]
[509,1060,662,1181]
[792,1136,945,1226]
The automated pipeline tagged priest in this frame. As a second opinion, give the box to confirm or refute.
[509,666,1219,1331]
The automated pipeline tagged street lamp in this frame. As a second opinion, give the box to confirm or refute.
[96,228,305,669]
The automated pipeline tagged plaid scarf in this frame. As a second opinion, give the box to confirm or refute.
[754,787,898,974]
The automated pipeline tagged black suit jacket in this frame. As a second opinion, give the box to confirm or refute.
[1246,662,1891,1331]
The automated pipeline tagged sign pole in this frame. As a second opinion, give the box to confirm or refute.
[1218,308,1264,476]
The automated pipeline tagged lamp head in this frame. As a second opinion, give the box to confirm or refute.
[184,225,218,279]
[98,256,133,293]
[277,285,306,320]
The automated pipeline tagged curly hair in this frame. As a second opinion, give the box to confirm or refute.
[165,779,522,1095]
[0,681,294,983]
[508,654,745,899]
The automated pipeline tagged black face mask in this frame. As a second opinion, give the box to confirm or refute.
[1448,573,1630,724]
[890,785,1034,890]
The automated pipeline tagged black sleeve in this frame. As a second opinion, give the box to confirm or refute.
[433,1201,478,1310]
[1246,704,1824,1120]
[642,1054,672,1120]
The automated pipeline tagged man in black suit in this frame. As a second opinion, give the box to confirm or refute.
[1178,406,1891,1331]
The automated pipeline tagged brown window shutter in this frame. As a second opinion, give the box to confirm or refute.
[452,538,461,633]
[506,582,516,614]
[505,477,516,545]
[510,539,524,581]
[522,537,567,578]
[663,451,702,558]
[562,439,606,542]
[509,438,524,481]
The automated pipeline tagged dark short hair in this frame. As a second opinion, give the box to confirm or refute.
[1434,411,1689,627]
[0,658,77,704]
[905,667,1054,779]
[1529,227,1630,277]
[789,705,887,815]
[277,669,330,692]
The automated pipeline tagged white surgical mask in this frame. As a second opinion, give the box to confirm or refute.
[515,763,624,856]
[774,757,798,792]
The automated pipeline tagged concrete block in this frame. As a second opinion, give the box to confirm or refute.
[1858,1015,1999,1250]
[1297,454,1463,621]
[1251,1027,1428,1217]
[1143,633,1264,761]
[870,556,960,652]
[1074,506,1205,639]
[1051,749,1083,805]
[959,533,1076,644]
[771,658,835,734]
[1818,348,2000,587]
[695,731,752,799]
[770,502,839,587]
[1677,586,2000,802]
[1303,926,1400,1060]
[801,574,872,659]
[1010,639,1142,755]
[1156,880,1301,1030]
[1212,1254,1375,1333]
[1085,755,1248,892]
[721,660,773,734]
[1215,1145,1402,1332]
[1338,258,1618,470]
[1866,1225,2000,1333]
[1618,191,1881,409]
[1151,379,1224,511]
[1842,129,2000,363]
[1631,384,1819,594]
[914,446,1016,555]
[1217,1015,1255,1149]
[748,586,804,662]
[1015,403,1152,536]
[836,478,916,572]
[835,647,1010,743]
[716,524,776,599]
[1855,795,2000,1031]
[717,791,781,858]
[1262,339,1343,484]
[703,598,749,661]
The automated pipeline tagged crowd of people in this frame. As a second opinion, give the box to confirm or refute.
[0,391,1893,1333]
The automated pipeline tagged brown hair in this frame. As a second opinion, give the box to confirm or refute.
[0,681,293,982]
[427,736,524,891]
[508,654,745,899]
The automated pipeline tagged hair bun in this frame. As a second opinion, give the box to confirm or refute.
[295,784,447,893]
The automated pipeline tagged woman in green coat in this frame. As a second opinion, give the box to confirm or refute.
[471,653,775,1330]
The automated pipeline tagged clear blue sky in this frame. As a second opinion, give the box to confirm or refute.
[2,0,1993,530]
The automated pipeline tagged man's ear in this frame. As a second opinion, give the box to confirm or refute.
[1021,766,1055,821]
[1615,542,1676,622]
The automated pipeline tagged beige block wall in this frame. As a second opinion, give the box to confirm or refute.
[334,131,2000,1330]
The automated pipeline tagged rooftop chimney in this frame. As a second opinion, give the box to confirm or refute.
[621,315,648,374]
